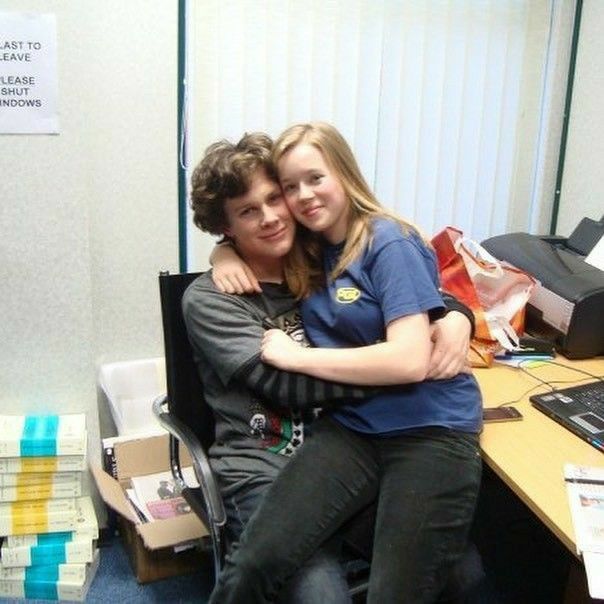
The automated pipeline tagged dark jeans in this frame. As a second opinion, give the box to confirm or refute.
[210,416,482,604]
[223,467,351,604]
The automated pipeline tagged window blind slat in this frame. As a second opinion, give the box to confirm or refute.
[187,0,559,269]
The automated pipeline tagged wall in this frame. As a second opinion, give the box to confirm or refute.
[0,2,179,520]
[558,0,604,235]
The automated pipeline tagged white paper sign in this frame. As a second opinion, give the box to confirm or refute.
[0,12,58,134]
[585,234,604,272]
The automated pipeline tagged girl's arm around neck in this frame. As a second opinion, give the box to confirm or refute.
[261,313,431,386]
[210,242,261,294]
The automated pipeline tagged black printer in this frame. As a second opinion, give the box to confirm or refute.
[482,216,604,359]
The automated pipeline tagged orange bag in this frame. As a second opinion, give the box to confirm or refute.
[432,227,537,367]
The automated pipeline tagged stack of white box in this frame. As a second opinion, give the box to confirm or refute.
[0,414,99,602]
[99,357,167,437]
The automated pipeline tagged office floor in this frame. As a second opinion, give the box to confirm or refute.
[84,538,213,603]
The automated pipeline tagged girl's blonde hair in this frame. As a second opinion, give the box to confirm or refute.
[274,122,423,298]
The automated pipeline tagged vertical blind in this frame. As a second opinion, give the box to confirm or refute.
[186,0,559,269]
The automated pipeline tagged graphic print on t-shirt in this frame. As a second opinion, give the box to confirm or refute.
[248,305,307,457]
[336,287,361,304]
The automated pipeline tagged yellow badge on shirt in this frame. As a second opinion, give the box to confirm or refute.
[336,287,361,304]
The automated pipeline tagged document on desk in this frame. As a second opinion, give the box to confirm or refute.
[493,355,553,368]
[564,464,604,598]
[583,552,604,599]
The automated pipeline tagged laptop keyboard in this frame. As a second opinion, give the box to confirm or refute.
[549,381,604,414]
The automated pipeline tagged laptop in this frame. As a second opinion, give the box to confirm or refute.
[530,380,604,453]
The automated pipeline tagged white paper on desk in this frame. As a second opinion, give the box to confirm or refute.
[585,234,604,271]
[493,356,552,368]
[564,464,604,554]
[583,552,604,599]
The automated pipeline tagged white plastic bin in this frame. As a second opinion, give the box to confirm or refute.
[98,358,167,436]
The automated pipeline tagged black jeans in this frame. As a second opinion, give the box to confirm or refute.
[223,472,351,603]
[210,416,482,603]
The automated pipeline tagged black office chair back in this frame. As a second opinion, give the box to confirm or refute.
[158,271,215,450]
[155,271,227,581]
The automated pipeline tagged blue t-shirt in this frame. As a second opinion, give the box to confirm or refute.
[301,218,482,435]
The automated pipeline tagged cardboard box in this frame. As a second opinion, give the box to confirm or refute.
[5,497,98,547]
[0,456,86,473]
[0,414,87,457]
[92,434,208,583]
[0,549,100,602]
[0,533,95,567]
[0,498,81,537]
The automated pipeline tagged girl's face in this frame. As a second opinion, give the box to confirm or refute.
[278,143,350,244]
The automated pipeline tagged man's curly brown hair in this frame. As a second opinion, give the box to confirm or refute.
[190,132,278,235]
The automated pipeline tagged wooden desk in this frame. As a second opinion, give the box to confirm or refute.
[475,356,604,556]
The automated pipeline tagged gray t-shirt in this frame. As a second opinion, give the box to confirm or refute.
[182,272,309,495]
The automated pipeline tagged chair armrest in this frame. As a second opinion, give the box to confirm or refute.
[152,395,226,528]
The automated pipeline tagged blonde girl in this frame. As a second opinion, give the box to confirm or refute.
[209,123,482,604]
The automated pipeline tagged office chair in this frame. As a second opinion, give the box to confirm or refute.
[152,271,226,584]
[152,270,483,601]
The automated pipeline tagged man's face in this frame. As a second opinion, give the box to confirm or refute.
[224,169,296,266]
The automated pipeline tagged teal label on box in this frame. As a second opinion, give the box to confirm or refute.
[20,415,59,457]
[31,542,67,565]
[26,565,60,581]
[24,582,58,600]
[37,532,72,545]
